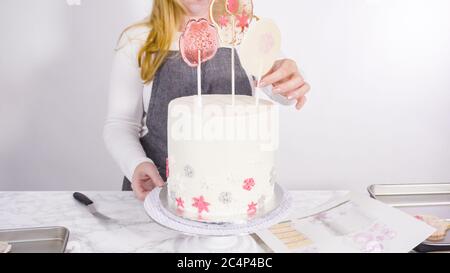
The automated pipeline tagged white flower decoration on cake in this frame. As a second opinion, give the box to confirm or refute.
[219,192,233,204]
[200,178,211,190]
[226,173,238,185]
[184,165,194,178]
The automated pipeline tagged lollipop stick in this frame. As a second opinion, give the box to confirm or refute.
[197,49,202,107]
[230,15,236,106]
[231,46,236,106]
[255,62,264,106]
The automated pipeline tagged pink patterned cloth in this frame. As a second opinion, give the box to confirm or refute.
[351,223,397,253]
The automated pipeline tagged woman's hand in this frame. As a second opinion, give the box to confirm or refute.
[260,59,310,110]
[131,162,165,201]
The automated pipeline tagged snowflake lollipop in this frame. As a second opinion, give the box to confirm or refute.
[238,18,282,105]
[179,19,219,106]
[210,0,254,105]
[210,0,254,46]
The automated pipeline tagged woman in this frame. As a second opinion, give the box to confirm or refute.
[104,0,310,201]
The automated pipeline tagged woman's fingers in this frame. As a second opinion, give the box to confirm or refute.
[258,58,310,110]
[149,168,165,188]
[260,69,287,87]
[260,59,297,87]
[131,181,149,201]
[139,162,165,188]
[284,83,310,111]
[285,82,311,100]
[141,179,156,191]
[272,74,305,94]
[131,162,165,201]
[132,176,160,201]
[296,96,308,110]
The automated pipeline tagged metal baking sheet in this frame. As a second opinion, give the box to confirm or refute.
[0,226,69,253]
[368,183,450,252]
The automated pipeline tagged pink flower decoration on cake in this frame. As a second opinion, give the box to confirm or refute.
[179,19,219,67]
[192,196,210,214]
[176,197,184,209]
[243,178,255,191]
[247,201,257,215]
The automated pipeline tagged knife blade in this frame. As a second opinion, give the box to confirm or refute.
[73,192,113,221]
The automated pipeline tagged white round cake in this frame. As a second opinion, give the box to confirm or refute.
[167,95,279,223]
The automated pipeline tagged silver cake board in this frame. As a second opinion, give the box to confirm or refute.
[143,184,292,253]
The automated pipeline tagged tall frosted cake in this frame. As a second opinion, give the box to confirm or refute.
[167,95,278,223]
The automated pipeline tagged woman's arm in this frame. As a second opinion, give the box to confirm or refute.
[103,32,154,182]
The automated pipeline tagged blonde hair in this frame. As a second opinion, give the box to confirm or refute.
[133,0,186,83]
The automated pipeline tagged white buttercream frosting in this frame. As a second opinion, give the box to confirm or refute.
[167,95,278,223]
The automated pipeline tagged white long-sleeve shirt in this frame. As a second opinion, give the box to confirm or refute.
[104,26,153,182]
[104,26,280,182]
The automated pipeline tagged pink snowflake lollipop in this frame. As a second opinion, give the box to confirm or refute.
[210,0,254,105]
[179,19,219,67]
[210,0,254,46]
[180,19,219,106]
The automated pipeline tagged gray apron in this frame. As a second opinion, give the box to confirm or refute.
[122,48,252,190]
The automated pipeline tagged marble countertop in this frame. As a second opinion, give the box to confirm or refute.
[0,191,347,253]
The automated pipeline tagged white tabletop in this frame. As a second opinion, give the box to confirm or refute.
[0,191,347,253]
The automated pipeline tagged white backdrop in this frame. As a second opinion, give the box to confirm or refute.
[0,0,449,191]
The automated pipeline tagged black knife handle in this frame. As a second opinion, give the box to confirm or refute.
[73,192,94,206]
